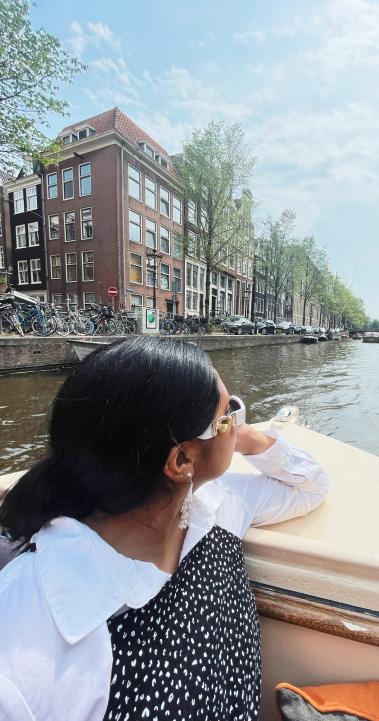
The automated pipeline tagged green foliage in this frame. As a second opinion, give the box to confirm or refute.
[0,0,85,175]
[260,210,297,321]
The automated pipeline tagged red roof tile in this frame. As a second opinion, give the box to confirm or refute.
[61,107,175,176]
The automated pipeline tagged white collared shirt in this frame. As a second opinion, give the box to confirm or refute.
[0,431,328,721]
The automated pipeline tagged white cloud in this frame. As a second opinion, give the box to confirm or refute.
[67,19,121,58]
[234,28,266,44]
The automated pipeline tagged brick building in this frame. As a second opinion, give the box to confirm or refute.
[43,108,185,312]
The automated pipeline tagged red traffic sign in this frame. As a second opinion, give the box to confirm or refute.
[107,287,118,297]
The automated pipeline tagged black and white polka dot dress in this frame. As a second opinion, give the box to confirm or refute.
[104,525,261,721]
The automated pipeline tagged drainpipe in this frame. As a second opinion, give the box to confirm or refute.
[120,145,126,308]
[39,170,49,302]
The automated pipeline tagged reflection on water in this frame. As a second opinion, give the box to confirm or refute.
[0,341,378,473]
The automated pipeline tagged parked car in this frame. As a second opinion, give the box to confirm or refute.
[276,319,295,334]
[293,324,306,334]
[257,319,276,335]
[225,315,254,335]
[304,326,314,335]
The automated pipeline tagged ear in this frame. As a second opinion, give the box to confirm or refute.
[163,444,194,485]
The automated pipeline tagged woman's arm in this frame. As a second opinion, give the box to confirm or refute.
[218,425,329,535]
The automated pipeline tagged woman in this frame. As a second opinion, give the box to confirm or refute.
[0,337,328,721]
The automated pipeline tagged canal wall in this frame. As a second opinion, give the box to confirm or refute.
[0,333,301,373]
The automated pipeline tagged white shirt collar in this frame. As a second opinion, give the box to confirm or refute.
[33,481,228,645]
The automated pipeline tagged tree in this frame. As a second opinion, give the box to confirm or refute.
[260,210,297,322]
[177,121,256,324]
[0,0,85,175]
[296,237,328,325]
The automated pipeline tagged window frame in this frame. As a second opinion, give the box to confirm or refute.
[79,162,92,197]
[160,225,170,255]
[50,254,61,280]
[15,224,27,249]
[47,173,58,199]
[0,247,5,269]
[14,189,24,214]
[80,207,93,240]
[128,209,142,244]
[173,267,182,293]
[28,222,39,247]
[48,215,59,240]
[82,250,94,282]
[65,252,77,283]
[17,259,29,285]
[128,164,141,201]
[83,291,96,307]
[30,258,42,285]
[145,177,157,210]
[26,186,38,211]
[62,167,74,201]
[130,293,143,308]
[172,196,182,225]
[130,252,143,285]
[145,218,157,249]
[172,233,183,259]
[160,262,170,291]
[64,211,76,242]
[160,187,170,218]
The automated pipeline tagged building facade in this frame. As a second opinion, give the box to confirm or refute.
[6,173,47,301]
[42,108,185,312]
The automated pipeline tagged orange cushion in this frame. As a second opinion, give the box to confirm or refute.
[276,680,379,721]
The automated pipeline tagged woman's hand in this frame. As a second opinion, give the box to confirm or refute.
[235,424,276,456]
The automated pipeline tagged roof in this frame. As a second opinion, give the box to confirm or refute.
[60,107,176,176]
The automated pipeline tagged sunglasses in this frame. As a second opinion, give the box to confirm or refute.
[197,395,246,440]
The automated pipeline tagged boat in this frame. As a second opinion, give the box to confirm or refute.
[0,410,378,721]
[362,332,379,343]
[300,334,318,344]
[327,330,342,340]
[68,338,111,361]
[318,334,328,342]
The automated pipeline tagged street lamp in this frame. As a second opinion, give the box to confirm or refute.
[146,249,163,309]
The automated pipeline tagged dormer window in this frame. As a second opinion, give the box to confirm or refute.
[139,142,155,159]
[77,127,95,140]
[155,153,169,171]
[62,133,77,145]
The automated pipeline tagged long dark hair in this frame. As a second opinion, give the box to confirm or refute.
[0,337,219,544]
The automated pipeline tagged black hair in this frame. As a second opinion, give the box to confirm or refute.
[0,336,220,544]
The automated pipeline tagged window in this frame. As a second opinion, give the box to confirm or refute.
[15,225,27,248]
[79,163,91,196]
[67,292,78,306]
[220,275,226,289]
[146,297,155,308]
[160,263,170,290]
[78,127,94,140]
[129,210,141,243]
[160,187,170,217]
[173,196,182,225]
[83,292,96,306]
[139,142,155,159]
[173,233,183,259]
[28,222,39,246]
[188,230,197,256]
[0,213,2,236]
[131,294,143,308]
[18,260,29,284]
[30,258,41,284]
[193,266,198,288]
[64,212,75,242]
[47,173,57,199]
[212,271,218,285]
[0,247,4,268]
[14,189,24,214]
[25,186,37,211]
[173,267,181,293]
[52,293,63,304]
[81,208,93,239]
[82,251,94,281]
[146,219,157,249]
[130,253,143,284]
[159,157,168,170]
[187,263,192,287]
[62,168,74,200]
[50,255,61,279]
[145,178,157,209]
[62,135,71,145]
[48,215,59,240]
[188,200,196,224]
[199,268,205,290]
[128,165,141,200]
[65,253,77,282]
[160,226,170,254]
[186,290,191,310]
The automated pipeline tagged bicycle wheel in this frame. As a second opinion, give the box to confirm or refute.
[32,316,56,336]
[108,319,125,335]
[10,313,24,337]
[124,319,136,335]
[56,319,70,337]
[73,318,95,335]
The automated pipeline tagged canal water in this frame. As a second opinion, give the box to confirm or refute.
[0,340,378,474]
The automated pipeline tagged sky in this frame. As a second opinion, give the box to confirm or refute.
[31,0,379,317]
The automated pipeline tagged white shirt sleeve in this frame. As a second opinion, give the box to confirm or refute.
[217,429,329,538]
[0,674,35,721]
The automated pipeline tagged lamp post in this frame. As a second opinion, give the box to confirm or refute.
[243,286,251,318]
[146,249,163,309]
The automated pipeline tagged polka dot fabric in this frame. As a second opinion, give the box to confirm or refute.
[104,525,261,721]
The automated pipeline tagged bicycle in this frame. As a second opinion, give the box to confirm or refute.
[0,301,24,336]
